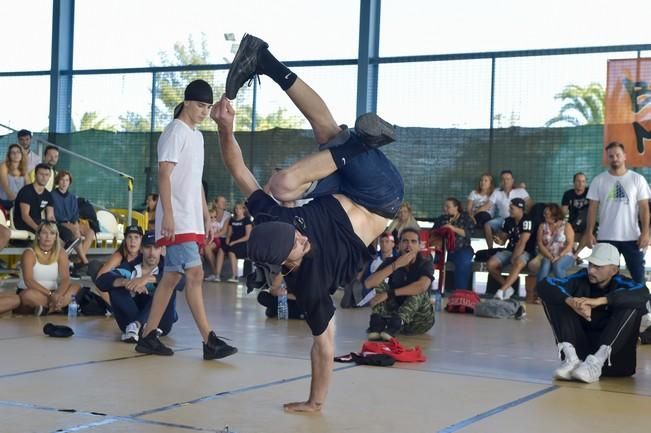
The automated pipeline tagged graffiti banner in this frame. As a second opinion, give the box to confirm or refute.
[605,58,651,167]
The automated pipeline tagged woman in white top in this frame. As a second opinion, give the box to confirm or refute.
[466,173,494,227]
[18,221,80,314]
[536,203,575,282]
[204,195,231,281]
[0,144,29,209]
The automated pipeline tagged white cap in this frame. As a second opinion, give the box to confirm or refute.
[586,243,620,266]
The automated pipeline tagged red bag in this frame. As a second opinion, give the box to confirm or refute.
[361,338,427,362]
[445,289,481,314]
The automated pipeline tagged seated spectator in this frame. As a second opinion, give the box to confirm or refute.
[487,198,536,300]
[28,145,58,191]
[51,170,96,271]
[0,144,29,210]
[13,163,55,234]
[17,129,41,172]
[562,172,589,255]
[0,292,21,315]
[364,228,435,340]
[466,173,495,229]
[360,232,397,299]
[204,196,231,281]
[432,197,475,290]
[96,232,180,342]
[484,170,532,248]
[16,221,80,315]
[536,203,575,282]
[387,202,420,241]
[223,201,252,283]
[144,193,158,230]
[537,243,648,383]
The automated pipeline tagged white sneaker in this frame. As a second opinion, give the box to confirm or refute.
[571,355,603,383]
[503,287,515,299]
[227,277,239,283]
[121,322,140,343]
[554,343,580,380]
[494,289,504,300]
[640,313,651,333]
[204,274,217,282]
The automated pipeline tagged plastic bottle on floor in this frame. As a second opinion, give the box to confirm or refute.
[434,291,442,312]
[277,294,289,320]
[68,295,78,318]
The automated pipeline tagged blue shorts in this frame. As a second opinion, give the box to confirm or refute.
[493,250,532,267]
[305,135,404,219]
[164,242,202,273]
[486,216,505,231]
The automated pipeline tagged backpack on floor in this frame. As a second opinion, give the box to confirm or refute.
[445,289,481,314]
[474,298,521,319]
[77,286,109,316]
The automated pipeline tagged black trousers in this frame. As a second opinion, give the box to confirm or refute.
[542,301,642,377]
[109,288,177,335]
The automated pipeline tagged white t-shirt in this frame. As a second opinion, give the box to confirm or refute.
[587,170,650,241]
[489,188,530,218]
[155,119,205,246]
[467,190,494,216]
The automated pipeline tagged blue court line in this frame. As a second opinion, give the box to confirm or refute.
[436,385,558,433]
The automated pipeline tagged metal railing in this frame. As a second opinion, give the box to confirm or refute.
[0,123,135,223]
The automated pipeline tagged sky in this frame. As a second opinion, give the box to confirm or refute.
[1,0,650,133]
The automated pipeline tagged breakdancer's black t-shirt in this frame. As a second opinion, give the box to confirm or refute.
[246,190,371,335]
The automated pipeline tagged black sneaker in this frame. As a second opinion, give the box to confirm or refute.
[203,331,237,360]
[380,315,402,341]
[135,329,174,356]
[354,113,396,148]
[225,34,269,100]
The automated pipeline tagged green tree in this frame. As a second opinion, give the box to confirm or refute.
[77,111,116,131]
[545,83,605,127]
[119,112,151,132]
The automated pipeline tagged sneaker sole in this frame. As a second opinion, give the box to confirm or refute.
[354,113,396,148]
[225,34,268,99]
[135,345,174,356]
[204,346,238,360]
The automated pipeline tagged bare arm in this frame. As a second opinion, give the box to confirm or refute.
[584,199,599,247]
[45,206,55,222]
[19,202,39,231]
[638,199,650,249]
[211,97,261,197]
[559,223,575,257]
[158,161,175,242]
[536,225,552,260]
[97,252,125,278]
[0,164,14,200]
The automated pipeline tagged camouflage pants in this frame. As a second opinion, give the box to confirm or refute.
[372,292,435,335]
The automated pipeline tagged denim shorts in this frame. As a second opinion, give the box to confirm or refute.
[486,216,505,231]
[305,138,404,219]
[164,242,202,273]
[493,250,532,267]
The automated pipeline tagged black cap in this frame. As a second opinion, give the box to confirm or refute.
[184,79,213,104]
[142,231,156,246]
[124,225,143,236]
[510,198,526,209]
[246,222,296,290]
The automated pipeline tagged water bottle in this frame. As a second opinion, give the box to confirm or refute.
[277,293,289,320]
[68,295,79,318]
[434,291,442,312]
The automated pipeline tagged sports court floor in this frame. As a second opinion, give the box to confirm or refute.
[1,281,650,433]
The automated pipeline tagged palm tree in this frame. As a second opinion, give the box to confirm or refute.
[545,83,605,127]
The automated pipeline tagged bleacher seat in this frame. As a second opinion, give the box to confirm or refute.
[95,210,124,247]
[6,207,34,241]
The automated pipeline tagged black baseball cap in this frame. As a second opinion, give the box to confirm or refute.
[246,221,296,290]
[142,231,156,246]
[510,198,526,209]
[124,225,143,236]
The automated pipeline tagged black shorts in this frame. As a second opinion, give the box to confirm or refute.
[225,242,247,259]
[474,211,492,227]
[57,223,77,248]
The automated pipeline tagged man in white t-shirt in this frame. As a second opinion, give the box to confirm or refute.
[484,170,532,248]
[136,79,237,360]
[584,141,650,283]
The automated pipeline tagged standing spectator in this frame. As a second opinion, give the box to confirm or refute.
[487,198,536,300]
[17,129,41,172]
[51,170,95,271]
[14,163,55,234]
[0,144,29,209]
[16,222,80,315]
[584,141,650,283]
[433,197,475,290]
[562,172,589,255]
[224,201,252,283]
[466,173,495,229]
[536,203,575,282]
[386,202,419,241]
[144,193,158,230]
[28,145,58,191]
[484,170,532,248]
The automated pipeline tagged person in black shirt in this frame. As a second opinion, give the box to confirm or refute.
[224,202,252,282]
[364,228,434,341]
[214,34,402,414]
[537,243,647,383]
[14,163,55,233]
[562,172,590,255]
[487,198,536,300]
